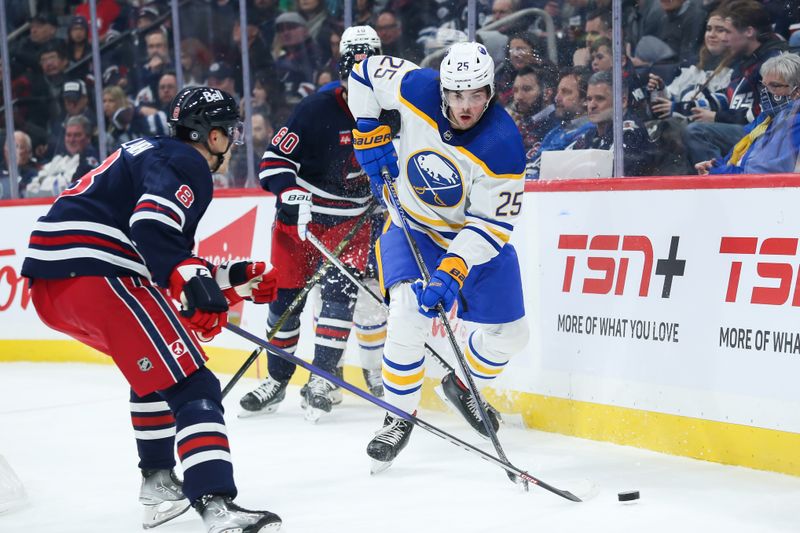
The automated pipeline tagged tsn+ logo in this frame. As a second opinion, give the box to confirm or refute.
[557,234,686,298]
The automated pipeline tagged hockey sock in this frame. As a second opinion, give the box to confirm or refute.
[355,319,386,369]
[381,283,429,413]
[160,366,236,503]
[266,288,303,382]
[354,277,387,371]
[130,389,176,471]
[460,320,528,388]
[312,270,358,371]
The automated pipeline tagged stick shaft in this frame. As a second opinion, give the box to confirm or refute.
[306,229,457,374]
[220,202,378,398]
[379,168,518,484]
[224,322,580,502]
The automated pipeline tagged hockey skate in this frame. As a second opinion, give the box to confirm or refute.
[194,494,281,533]
[139,469,191,529]
[362,367,384,397]
[238,377,289,418]
[300,366,343,409]
[300,374,337,423]
[366,413,414,474]
[437,371,500,439]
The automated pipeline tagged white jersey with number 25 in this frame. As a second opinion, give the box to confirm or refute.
[348,55,526,270]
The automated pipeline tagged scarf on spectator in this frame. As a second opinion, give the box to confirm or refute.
[728,115,772,165]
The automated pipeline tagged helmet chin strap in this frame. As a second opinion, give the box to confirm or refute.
[204,134,233,173]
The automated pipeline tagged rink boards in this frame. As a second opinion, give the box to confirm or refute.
[2,175,800,476]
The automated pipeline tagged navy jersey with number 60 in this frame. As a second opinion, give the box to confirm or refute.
[258,87,372,226]
[22,136,213,287]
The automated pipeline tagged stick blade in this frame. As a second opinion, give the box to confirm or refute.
[556,490,583,502]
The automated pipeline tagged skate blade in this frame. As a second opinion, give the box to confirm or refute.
[142,499,191,529]
[303,406,325,423]
[331,392,343,406]
[434,384,448,405]
[370,458,393,475]
[237,404,281,419]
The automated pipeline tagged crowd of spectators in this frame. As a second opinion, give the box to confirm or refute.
[1,0,799,198]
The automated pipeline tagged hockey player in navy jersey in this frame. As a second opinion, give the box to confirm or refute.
[22,86,283,533]
[348,42,530,472]
[239,26,388,421]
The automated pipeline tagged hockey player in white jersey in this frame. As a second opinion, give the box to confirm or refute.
[348,41,530,471]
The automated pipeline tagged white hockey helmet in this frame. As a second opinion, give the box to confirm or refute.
[339,25,382,56]
[440,41,495,98]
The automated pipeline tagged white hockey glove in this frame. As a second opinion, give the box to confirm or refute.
[276,187,312,242]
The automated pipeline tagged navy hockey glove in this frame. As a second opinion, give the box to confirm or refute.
[276,187,312,242]
[169,258,229,341]
[411,254,467,318]
[214,261,279,305]
[352,118,398,199]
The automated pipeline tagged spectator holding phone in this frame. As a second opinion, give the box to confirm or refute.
[682,0,786,165]
[648,12,733,121]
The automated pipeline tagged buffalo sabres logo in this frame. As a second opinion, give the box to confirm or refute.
[406,151,463,207]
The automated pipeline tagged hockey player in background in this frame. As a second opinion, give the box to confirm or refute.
[348,42,530,472]
[21,87,283,533]
[239,26,386,421]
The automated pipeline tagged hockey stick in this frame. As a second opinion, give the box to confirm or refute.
[220,201,378,399]
[224,322,581,502]
[305,230,458,375]
[379,167,523,488]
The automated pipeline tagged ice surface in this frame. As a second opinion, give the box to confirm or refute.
[1,362,798,532]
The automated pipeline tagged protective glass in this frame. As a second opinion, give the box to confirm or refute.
[227,120,245,146]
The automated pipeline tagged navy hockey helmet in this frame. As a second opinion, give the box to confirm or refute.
[168,86,244,146]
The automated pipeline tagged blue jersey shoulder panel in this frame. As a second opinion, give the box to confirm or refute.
[399,68,442,121]
[462,104,526,176]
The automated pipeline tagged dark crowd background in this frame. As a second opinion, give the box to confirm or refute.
[2,0,799,198]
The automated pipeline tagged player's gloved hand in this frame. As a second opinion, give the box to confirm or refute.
[214,261,279,305]
[410,254,467,318]
[169,258,229,341]
[276,187,312,242]
[352,118,399,199]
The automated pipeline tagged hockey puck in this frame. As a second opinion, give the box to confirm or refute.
[617,490,640,502]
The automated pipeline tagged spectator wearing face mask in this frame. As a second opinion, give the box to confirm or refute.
[682,0,787,165]
[695,52,800,175]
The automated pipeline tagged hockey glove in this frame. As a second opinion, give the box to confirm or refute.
[169,258,229,341]
[214,261,279,305]
[352,118,399,199]
[276,187,312,242]
[411,254,467,318]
